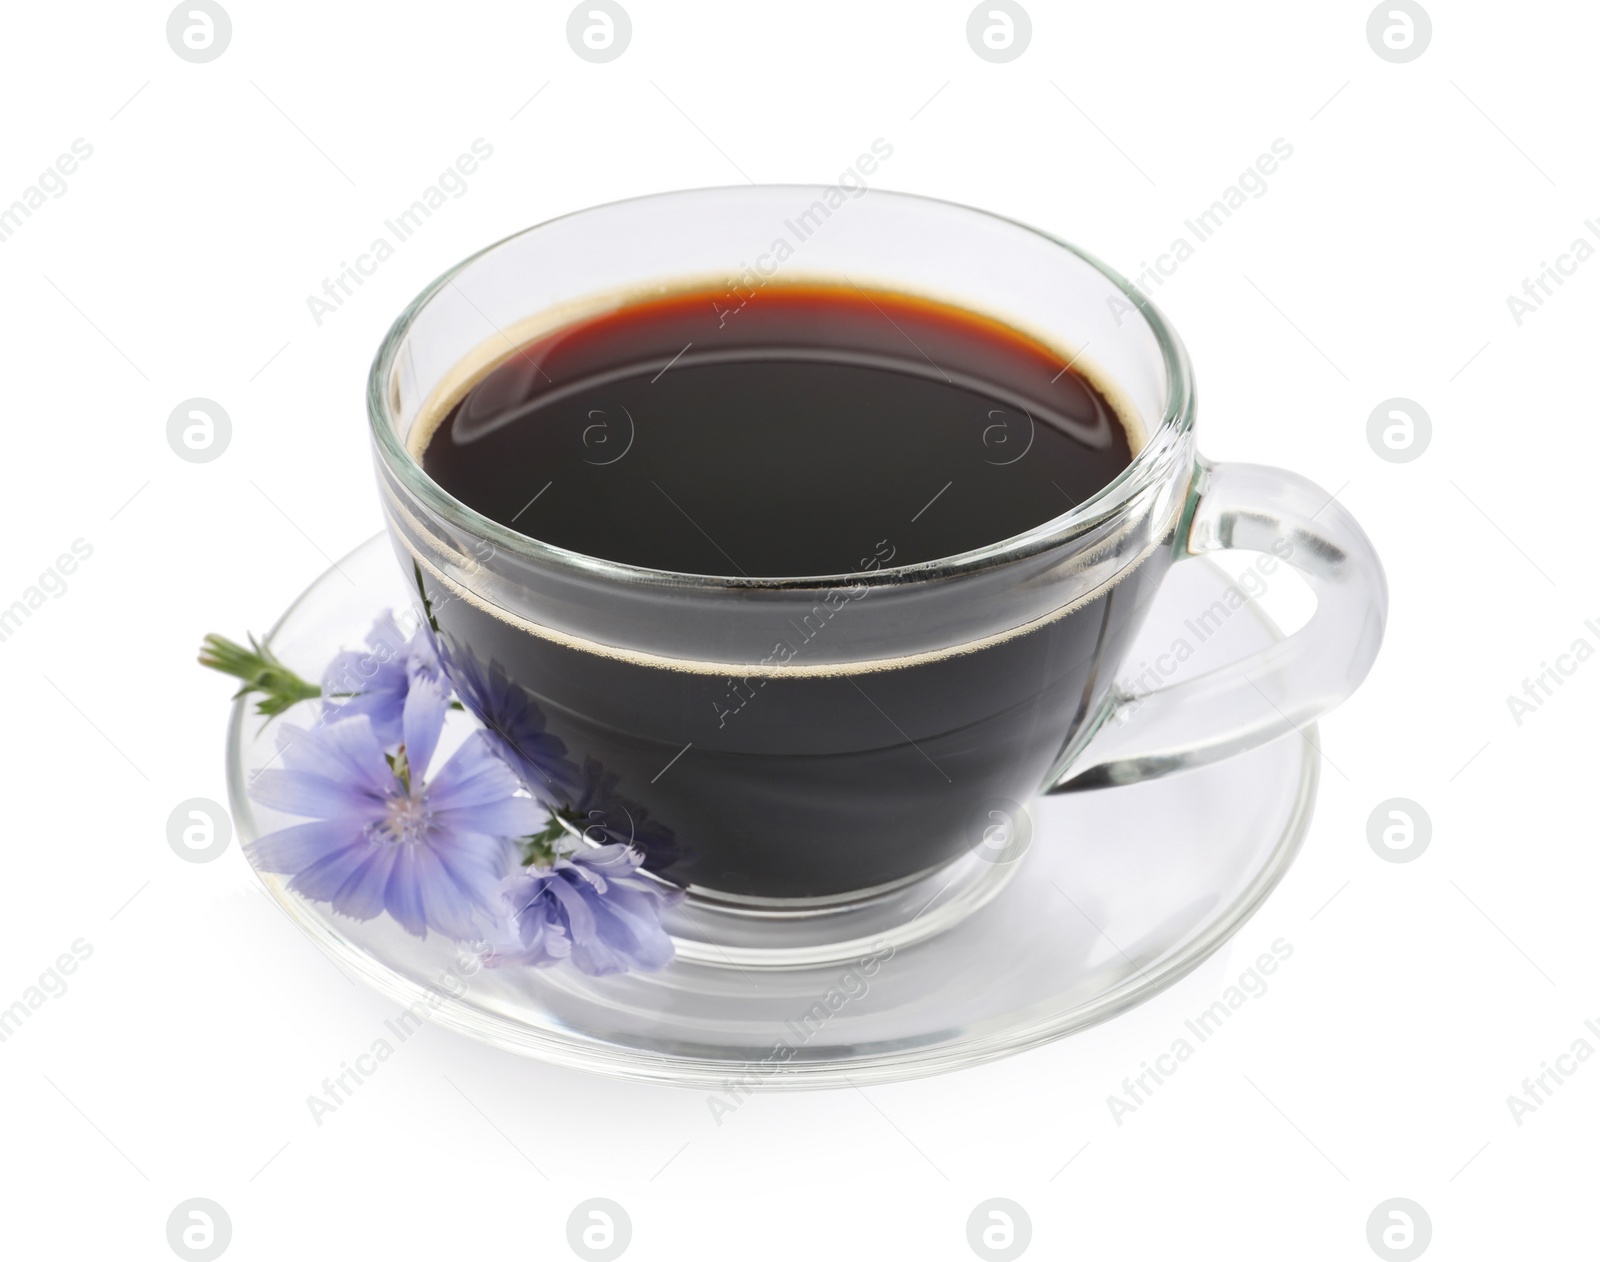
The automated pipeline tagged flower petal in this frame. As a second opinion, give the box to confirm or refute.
[249,768,381,822]
[544,870,600,943]
[277,718,393,795]
[328,844,399,922]
[427,733,528,810]
[484,874,574,967]
[410,843,498,940]
[247,819,362,874]
[430,831,513,900]
[287,839,380,914]
[433,796,543,841]
[406,623,445,683]
[402,675,447,781]
[383,844,428,937]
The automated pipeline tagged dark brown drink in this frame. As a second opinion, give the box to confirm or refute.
[411,284,1172,899]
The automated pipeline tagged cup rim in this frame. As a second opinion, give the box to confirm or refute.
[367,184,1196,593]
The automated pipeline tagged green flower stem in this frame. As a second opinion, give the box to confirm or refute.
[198,632,321,718]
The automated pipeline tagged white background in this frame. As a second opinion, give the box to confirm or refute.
[2,1,1596,1258]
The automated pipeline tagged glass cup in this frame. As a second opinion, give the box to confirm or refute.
[368,186,1387,910]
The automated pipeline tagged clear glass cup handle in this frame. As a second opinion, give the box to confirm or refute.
[1050,458,1388,792]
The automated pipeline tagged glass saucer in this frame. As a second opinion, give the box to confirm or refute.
[226,535,1317,1088]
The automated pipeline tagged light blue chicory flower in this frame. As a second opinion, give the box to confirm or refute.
[209,607,682,972]
[320,612,445,748]
[248,676,541,940]
[569,756,681,872]
[440,643,584,810]
[486,844,681,976]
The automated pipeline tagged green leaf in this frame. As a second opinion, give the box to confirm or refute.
[412,560,441,635]
[517,810,573,868]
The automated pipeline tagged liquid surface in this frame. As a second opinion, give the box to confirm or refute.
[418,284,1137,577]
